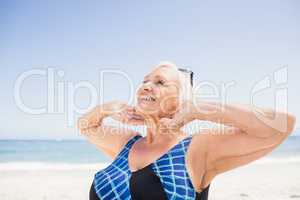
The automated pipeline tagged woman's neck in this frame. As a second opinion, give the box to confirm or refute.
[142,113,186,144]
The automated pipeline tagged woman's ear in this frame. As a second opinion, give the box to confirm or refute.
[159,95,178,115]
[165,101,184,119]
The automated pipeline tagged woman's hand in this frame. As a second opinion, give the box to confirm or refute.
[158,101,199,134]
[78,101,146,160]
[78,101,128,130]
[111,105,145,125]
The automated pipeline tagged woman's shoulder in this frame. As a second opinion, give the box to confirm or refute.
[187,133,209,154]
[186,133,214,191]
[112,132,142,159]
[124,132,143,146]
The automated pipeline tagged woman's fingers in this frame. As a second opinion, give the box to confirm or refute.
[111,112,125,123]
[131,113,144,120]
[111,106,145,125]
[129,107,145,121]
[158,117,181,134]
[129,113,145,125]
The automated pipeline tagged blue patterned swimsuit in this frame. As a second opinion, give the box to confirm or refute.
[91,134,210,200]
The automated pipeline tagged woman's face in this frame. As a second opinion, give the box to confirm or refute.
[136,66,181,118]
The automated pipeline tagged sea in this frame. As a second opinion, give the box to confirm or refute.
[0,134,300,171]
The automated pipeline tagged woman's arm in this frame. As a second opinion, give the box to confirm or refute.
[172,101,296,178]
[194,101,296,175]
[194,101,296,137]
[77,101,138,159]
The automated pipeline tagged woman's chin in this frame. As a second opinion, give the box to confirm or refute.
[136,102,158,114]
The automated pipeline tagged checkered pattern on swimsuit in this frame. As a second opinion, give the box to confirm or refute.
[93,134,197,200]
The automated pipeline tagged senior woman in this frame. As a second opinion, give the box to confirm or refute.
[78,62,296,200]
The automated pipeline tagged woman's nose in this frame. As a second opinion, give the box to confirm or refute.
[143,82,153,92]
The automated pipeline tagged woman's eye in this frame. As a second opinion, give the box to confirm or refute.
[142,79,165,85]
[157,80,165,85]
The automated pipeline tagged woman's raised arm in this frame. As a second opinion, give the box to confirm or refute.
[190,101,296,177]
[77,101,139,159]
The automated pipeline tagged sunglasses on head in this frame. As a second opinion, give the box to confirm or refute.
[178,68,194,86]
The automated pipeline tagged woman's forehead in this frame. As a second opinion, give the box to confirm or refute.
[145,67,179,82]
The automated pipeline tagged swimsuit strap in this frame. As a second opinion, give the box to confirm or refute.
[112,134,143,172]
[151,135,197,199]
[93,134,143,200]
[125,134,143,149]
[119,134,143,157]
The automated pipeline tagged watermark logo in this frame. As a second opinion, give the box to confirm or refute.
[13,66,292,136]
[250,66,289,133]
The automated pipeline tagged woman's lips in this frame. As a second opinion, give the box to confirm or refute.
[131,114,144,120]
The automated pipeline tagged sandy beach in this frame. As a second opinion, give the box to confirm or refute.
[0,160,300,200]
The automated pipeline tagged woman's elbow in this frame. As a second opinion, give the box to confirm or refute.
[286,113,296,135]
[270,112,296,136]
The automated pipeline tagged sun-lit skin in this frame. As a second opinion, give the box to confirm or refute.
[78,61,296,192]
[133,65,191,143]
[137,67,180,116]
[104,63,192,145]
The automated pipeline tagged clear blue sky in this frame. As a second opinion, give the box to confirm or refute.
[1,0,299,139]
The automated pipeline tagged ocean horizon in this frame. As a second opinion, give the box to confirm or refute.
[1,134,300,171]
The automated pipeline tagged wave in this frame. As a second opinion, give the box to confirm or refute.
[1,156,300,171]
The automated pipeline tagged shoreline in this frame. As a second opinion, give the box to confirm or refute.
[0,161,299,200]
